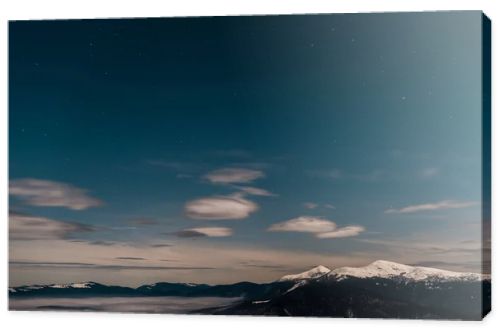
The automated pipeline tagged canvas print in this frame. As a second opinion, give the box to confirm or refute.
[9,11,491,320]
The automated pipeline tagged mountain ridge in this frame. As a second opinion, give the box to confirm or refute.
[10,260,488,294]
[278,260,486,283]
[327,260,484,282]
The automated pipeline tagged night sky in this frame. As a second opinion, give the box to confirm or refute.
[9,11,489,286]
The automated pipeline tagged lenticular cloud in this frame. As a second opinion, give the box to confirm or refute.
[185,195,258,220]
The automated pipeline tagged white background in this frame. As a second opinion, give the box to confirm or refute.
[0,0,497,333]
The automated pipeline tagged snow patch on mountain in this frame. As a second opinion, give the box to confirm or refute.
[328,260,483,282]
[50,282,95,289]
[284,280,308,294]
[252,299,270,304]
[278,265,331,282]
[9,282,97,293]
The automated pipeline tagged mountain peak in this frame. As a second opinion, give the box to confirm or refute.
[328,260,483,282]
[278,265,331,282]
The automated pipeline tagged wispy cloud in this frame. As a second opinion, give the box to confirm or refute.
[9,239,375,285]
[385,200,477,214]
[316,226,365,239]
[203,168,264,184]
[238,261,288,269]
[185,194,258,220]
[87,241,116,246]
[9,261,215,271]
[150,244,172,248]
[268,216,336,233]
[268,216,364,239]
[234,186,276,197]
[172,227,233,238]
[303,202,319,209]
[10,178,102,210]
[303,202,335,210]
[9,212,94,240]
[115,257,146,260]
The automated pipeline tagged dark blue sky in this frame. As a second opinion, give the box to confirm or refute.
[9,12,488,286]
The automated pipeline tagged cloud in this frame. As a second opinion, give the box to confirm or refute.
[115,257,146,260]
[234,186,276,197]
[172,230,207,238]
[268,216,336,233]
[203,168,264,184]
[9,238,376,285]
[303,202,336,210]
[87,241,116,246]
[385,200,477,214]
[173,227,233,238]
[150,244,172,248]
[9,261,215,271]
[303,202,319,209]
[316,226,365,239]
[9,212,94,240]
[268,216,364,239]
[238,261,288,269]
[185,195,258,220]
[10,178,102,210]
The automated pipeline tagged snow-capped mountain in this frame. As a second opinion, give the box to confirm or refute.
[9,281,97,293]
[9,281,138,297]
[9,260,490,319]
[327,260,483,282]
[278,265,331,282]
